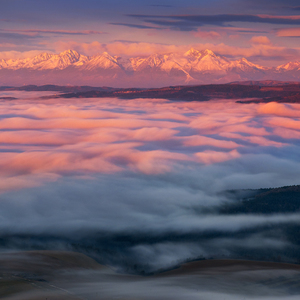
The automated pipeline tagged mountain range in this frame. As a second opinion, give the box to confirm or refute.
[1,48,300,87]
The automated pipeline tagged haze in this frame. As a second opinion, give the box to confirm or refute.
[0,91,300,272]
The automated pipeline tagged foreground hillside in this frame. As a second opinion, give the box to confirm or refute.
[1,251,300,300]
[1,184,300,276]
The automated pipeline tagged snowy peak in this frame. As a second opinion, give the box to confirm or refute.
[184,48,218,59]
[59,49,80,61]
[0,49,84,70]
[184,48,202,58]
[138,54,165,69]
[230,58,268,71]
[61,49,80,57]
[0,48,261,73]
[184,48,230,72]
[51,49,82,69]
[202,49,215,56]
[100,52,117,61]
[198,49,218,59]
[1,48,300,85]
[28,49,82,70]
[33,52,53,62]
[276,61,300,71]
[81,52,122,70]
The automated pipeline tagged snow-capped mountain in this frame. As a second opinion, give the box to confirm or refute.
[229,58,268,72]
[0,48,299,87]
[276,61,300,72]
[79,52,122,71]
[0,50,83,70]
[184,48,230,72]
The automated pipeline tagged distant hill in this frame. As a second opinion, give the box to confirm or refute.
[36,82,300,103]
[221,185,300,214]
[0,84,116,93]
[3,82,300,103]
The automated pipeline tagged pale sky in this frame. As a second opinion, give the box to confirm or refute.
[1,0,300,66]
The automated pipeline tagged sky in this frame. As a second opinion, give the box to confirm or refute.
[1,0,300,66]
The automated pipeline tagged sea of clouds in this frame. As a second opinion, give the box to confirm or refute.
[0,91,300,273]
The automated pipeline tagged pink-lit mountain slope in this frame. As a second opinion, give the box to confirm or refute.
[0,48,299,87]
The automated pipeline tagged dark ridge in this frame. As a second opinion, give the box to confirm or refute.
[230,80,300,86]
[3,81,300,103]
[45,82,300,103]
[0,85,118,93]
[221,185,300,214]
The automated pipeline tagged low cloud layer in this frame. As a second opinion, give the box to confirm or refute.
[1,92,300,272]
[1,93,300,191]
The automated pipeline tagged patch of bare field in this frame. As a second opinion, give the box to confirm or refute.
[1,251,300,300]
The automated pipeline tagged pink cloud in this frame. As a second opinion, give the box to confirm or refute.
[0,173,58,193]
[2,38,298,66]
[190,116,268,137]
[258,102,300,117]
[229,34,240,40]
[257,14,300,20]
[0,117,177,130]
[243,136,285,147]
[54,41,190,57]
[146,112,189,122]
[193,30,221,39]
[129,127,178,141]
[183,135,240,149]
[224,124,270,136]
[267,117,300,130]
[219,131,284,147]
[273,128,300,139]
[195,150,241,164]
[277,28,300,37]
[0,130,81,146]
[53,40,300,63]
[112,150,192,174]
[0,147,124,176]
[0,50,45,60]
[250,36,271,45]
[5,29,106,35]
[1,96,300,193]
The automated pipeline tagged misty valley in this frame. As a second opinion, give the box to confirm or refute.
[1,89,300,299]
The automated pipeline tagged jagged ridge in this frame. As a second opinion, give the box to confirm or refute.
[1,48,300,87]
